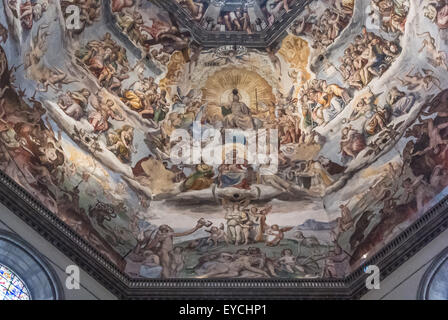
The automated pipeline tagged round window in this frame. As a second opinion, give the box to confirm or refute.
[0,263,31,300]
[418,247,448,300]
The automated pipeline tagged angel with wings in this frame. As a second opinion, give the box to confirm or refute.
[203,46,249,67]
[250,205,273,243]
[171,86,202,113]
[265,224,293,247]
[275,86,295,117]
[398,67,442,92]
[417,31,448,70]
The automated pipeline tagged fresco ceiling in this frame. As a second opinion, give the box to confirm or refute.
[0,0,448,283]
[149,0,313,47]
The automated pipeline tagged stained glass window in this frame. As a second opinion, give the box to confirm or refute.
[0,264,31,300]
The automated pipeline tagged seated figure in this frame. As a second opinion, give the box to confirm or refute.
[223,89,254,130]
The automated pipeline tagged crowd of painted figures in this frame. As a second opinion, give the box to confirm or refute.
[4,0,49,30]
[290,0,354,49]
[0,46,125,266]
[177,0,299,33]
[1,0,448,279]
[339,28,401,90]
[125,212,351,279]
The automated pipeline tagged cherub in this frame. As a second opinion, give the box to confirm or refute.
[204,46,249,66]
[265,224,293,247]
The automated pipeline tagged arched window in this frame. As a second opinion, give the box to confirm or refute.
[418,247,448,300]
[0,264,31,300]
[0,231,64,300]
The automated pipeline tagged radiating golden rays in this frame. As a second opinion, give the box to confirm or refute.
[201,67,275,111]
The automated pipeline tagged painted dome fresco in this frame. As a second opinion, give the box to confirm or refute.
[0,0,448,284]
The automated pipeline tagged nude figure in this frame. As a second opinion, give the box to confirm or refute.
[111,0,134,12]
[398,68,442,92]
[200,250,270,278]
[430,165,448,190]
[266,46,282,75]
[413,113,448,156]
[0,22,7,43]
[418,32,448,70]
[205,224,227,246]
[146,221,205,278]
[169,247,185,276]
[402,176,436,213]
[39,68,79,93]
[277,249,305,273]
